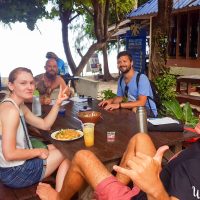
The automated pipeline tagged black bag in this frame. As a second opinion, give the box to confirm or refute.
[148,121,184,132]
[135,73,162,112]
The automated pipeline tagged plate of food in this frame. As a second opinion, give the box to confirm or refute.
[51,129,83,141]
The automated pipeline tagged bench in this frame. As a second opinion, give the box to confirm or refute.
[0,176,55,200]
[0,182,39,200]
[176,94,200,106]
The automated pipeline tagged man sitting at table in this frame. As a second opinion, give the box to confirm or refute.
[98,51,157,117]
[36,132,200,200]
[35,59,71,104]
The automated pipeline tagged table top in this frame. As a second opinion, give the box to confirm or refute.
[177,75,200,82]
[178,75,200,79]
[39,100,199,163]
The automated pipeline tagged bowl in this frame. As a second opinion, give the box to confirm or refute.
[77,111,101,124]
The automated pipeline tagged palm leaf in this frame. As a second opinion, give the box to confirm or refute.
[163,100,184,121]
[183,102,193,124]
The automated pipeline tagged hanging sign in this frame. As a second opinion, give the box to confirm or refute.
[126,24,146,73]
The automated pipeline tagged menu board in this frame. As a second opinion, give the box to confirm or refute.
[126,30,146,73]
[89,53,100,73]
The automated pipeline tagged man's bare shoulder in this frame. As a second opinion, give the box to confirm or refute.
[35,73,44,81]
[57,75,64,81]
[56,75,66,85]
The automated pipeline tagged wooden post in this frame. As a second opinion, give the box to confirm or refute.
[186,13,190,59]
[176,15,180,58]
[198,10,200,58]
[148,16,153,80]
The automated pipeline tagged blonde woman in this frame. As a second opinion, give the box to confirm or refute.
[0,67,70,191]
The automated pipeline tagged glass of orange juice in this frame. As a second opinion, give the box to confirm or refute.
[82,123,95,147]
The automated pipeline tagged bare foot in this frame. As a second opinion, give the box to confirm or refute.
[195,122,200,134]
[36,182,59,200]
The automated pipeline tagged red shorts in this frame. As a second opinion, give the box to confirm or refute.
[94,176,140,200]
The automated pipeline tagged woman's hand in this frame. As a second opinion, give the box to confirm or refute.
[38,148,49,159]
[55,85,70,106]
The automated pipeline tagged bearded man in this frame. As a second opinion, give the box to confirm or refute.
[34,59,70,104]
[98,51,157,117]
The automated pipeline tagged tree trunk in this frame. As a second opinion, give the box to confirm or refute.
[75,42,106,75]
[149,0,173,80]
[59,0,114,77]
[102,44,113,81]
[60,7,77,75]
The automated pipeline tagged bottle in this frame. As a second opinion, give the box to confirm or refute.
[32,96,42,116]
[136,106,148,133]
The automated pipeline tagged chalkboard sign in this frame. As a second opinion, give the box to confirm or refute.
[126,29,146,73]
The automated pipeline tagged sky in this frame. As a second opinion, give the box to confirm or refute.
[0,18,118,78]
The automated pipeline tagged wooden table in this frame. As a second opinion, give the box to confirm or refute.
[40,99,199,160]
[38,99,199,199]
[41,100,138,163]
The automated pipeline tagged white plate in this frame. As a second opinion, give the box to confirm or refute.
[51,129,83,141]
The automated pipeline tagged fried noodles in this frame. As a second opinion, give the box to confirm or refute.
[55,129,81,140]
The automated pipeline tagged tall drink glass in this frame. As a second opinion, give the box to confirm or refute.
[82,123,95,147]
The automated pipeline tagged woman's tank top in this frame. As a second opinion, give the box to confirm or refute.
[0,98,32,167]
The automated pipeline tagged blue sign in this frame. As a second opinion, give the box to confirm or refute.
[126,28,146,73]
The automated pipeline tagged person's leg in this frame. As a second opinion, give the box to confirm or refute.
[37,150,112,200]
[47,144,56,150]
[55,159,70,192]
[116,133,156,185]
[58,150,112,199]
[37,133,156,199]
[43,147,70,191]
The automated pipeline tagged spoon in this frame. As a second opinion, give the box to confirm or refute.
[73,116,83,126]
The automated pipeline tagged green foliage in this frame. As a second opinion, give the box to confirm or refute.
[101,89,116,100]
[72,0,136,51]
[154,73,176,102]
[0,0,47,30]
[30,138,47,149]
[138,0,149,6]
[122,97,128,103]
[163,100,199,127]
[33,90,40,97]
[163,99,183,120]
[84,13,95,39]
